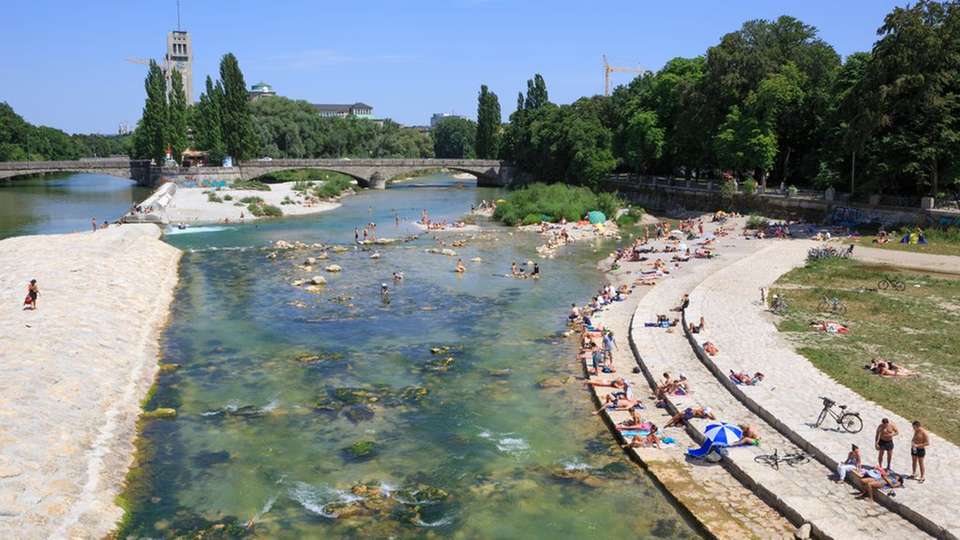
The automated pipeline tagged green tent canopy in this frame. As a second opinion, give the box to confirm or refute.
[588,211,606,224]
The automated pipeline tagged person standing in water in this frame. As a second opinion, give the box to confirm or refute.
[91,218,97,232]
[455,258,466,273]
[24,279,39,310]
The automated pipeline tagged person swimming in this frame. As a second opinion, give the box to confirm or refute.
[455,258,466,273]
[380,283,391,304]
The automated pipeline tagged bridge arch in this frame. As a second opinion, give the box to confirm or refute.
[241,166,373,188]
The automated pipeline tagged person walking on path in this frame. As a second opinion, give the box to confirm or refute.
[23,279,39,310]
[911,420,930,483]
[603,330,618,362]
[875,418,899,470]
[91,217,97,232]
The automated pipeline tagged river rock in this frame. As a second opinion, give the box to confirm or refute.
[314,397,343,412]
[143,407,177,420]
[158,363,181,374]
[333,387,380,404]
[487,368,512,378]
[441,248,457,256]
[343,440,378,461]
[310,275,327,285]
[332,245,349,253]
[305,257,317,265]
[325,264,342,273]
[424,356,455,372]
[343,404,375,423]
[370,252,381,259]
[266,252,277,260]
[536,376,570,389]
[292,279,305,287]
[274,240,293,250]
[399,386,429,402]
[317,252,329,259]
[304,285,322,293]
[795,523,812,540]
[471,257,483,262]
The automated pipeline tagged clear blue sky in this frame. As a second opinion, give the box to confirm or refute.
[2,0,907,134]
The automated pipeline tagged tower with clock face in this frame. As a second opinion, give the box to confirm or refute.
[165,30,193,103]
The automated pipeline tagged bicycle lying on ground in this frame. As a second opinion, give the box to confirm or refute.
[877,276,906,291]
[817,296,847,315]
[754,448,810,470]
[813,396,863,433]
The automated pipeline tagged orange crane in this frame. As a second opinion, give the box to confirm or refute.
[603,54,646,96]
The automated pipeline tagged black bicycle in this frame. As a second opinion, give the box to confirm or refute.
[770,295,789,315]
[754,448,810,470]
[814,396,863,433]
[817,296,847,315]
[878,276,906,291]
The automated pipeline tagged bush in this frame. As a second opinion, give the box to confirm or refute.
[720,179,736,198]
[207,192,223,203]
[742,178,758,195]
[616,207,646,227]
[239,196,264,204]
[493,183,623,226]
[788,185,799,197]
[292,180,314,192]
[247,201,283,217]
[231,179,271,191]
[223,194,233,201]
[746,214,769,230]
[314,176,353,199]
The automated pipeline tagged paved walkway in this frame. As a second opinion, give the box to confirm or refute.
[631,238,925,539]
[585,224,795,538]
[851,245,960,275]
[688,241,960,538]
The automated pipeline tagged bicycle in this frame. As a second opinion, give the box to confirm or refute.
[817,296,847,315]
[877,276,906,292]
[813,396,863,433]
[753,448,810,471]
[770,295,788,315]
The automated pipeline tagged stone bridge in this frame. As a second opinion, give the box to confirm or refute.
[0,158,513,190]
[0,159,153,185]
[230,158,511,189]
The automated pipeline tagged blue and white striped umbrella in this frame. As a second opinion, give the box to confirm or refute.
[703,422,743,447]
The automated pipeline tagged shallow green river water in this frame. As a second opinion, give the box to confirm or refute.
[121,174,698,539]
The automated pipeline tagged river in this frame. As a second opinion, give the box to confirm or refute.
[10,172,699,539]
[0,173,150,239]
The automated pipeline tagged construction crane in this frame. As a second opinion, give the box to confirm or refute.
[603,54,646,96]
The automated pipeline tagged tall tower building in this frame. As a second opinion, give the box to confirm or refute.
[165,30,193,102]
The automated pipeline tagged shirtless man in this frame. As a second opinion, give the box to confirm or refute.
[875,418,899,470]
[665,407,715,427]
[911,420,930,483]
[737,424,761,446]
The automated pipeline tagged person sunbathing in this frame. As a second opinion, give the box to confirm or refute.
[703,342,719,356]
[688,316,705,334]
[857,467,903,501]
[736,424,761,446]
[729,370,764,385]
[616,408,647,429]
[625,424,661,449]
[593,393,642,414]
[585,377,626,389]
[867,358,914,377]
[665,407,715,427]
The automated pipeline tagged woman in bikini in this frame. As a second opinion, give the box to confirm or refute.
[24,279,39,310]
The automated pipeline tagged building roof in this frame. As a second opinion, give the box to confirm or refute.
[251,81,273,91]
[311,102,373,112]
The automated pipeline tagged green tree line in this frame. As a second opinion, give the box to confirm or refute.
[496,1,960,197]
[0,102,131,161]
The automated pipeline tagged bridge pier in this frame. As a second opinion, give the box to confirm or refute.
[368,172,386,190]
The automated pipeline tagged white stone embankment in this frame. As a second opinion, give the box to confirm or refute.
[162,181,341,224]
[688,241,960,538]
[582,218,795,538]
[0,224,181,539]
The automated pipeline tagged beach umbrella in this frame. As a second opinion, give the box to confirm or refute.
[588,211,606,224]
[703,422,743,447]
[670,229,684,237]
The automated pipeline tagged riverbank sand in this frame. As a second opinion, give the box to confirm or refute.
[163,181,341,224]
[0,224,181,538]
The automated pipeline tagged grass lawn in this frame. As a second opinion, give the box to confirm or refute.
[850,229,960,257]
[770,258,960,445]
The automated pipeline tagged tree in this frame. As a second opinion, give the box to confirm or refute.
[168,70,189,163]
[475,85,502,158]
[218,53,258,160]
[622,109,664,172]
[524,74,549,110]
[132,60,169,164]
[856,0,960,195]
[714,105,778,178]
[433,116,477,158]
[195,76,226,162]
